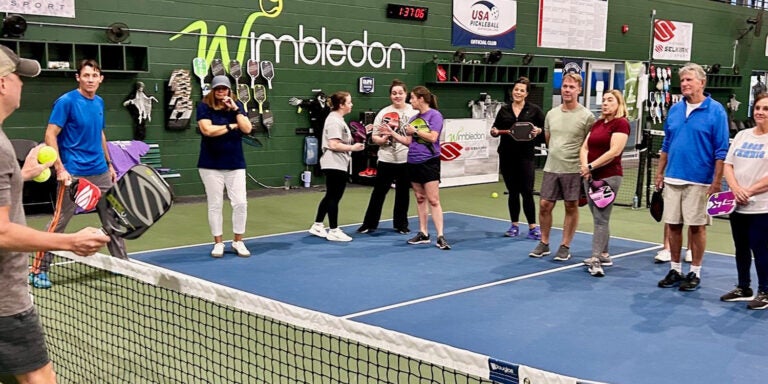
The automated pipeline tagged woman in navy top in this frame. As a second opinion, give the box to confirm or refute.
[196,75,253,258]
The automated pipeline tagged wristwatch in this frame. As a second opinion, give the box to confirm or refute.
[587,163,593,171]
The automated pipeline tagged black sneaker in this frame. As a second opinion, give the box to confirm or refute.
[407,232,430,245]
[747,291,768,310]
[395,227,411,234]
[356,225,375,234]
[658,269,684,288]
[720,286,754,302]
[679,272,701,291]
[436,236,451,250]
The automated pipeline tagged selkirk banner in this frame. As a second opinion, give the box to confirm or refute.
[652,20,693,61]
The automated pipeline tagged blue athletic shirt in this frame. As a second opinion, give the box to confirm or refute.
[661,94,730,184]
[49,89,108,176]
[196,101,247,170]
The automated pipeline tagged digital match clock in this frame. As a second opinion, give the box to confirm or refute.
[386,4,429,22]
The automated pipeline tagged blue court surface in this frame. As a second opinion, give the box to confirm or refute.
[133,212,767,383]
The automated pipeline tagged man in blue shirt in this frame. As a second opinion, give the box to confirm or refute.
[29,59,126,289]
[655,62,730,291]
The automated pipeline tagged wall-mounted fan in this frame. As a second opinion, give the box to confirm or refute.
[484,50,502,64]
[2,14,27,38]
[522,53,534,66]
[106,22,130,43]
[452,49,466,63]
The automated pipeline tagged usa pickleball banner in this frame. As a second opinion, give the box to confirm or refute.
[452,0,517,49]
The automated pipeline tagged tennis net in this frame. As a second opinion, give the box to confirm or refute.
[32,252,507,383]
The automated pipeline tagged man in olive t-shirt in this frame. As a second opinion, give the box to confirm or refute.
[529,72,595,262]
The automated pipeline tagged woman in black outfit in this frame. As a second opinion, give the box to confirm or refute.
[490,77,545,240]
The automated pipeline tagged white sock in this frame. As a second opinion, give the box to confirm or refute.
[671,262,682,273]
[690,265,702,277]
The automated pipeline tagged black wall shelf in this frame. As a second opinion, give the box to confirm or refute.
[668,73,743,90]
[424,62,549,85]
[0,39,149,74]
[704,74,742,89]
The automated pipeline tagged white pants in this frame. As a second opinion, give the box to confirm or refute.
[199,168,247,236]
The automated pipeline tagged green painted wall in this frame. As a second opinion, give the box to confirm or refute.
[3,0,765,196]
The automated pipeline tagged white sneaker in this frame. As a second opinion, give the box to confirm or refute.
[231,241,250,257]
[327,228,352,242]
[211,242,225,258]
[308,223,327,238]
[684,249,692,263]
[654,249,671,263]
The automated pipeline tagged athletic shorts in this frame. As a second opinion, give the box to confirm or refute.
[407,157,441,185]
[663,183,711,226]
[540,172,582,201]
[0,307,50,376]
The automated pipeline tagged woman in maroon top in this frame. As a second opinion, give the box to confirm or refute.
[578,89,630,277]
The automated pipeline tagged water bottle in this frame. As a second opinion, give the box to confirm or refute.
[632,195,639,209]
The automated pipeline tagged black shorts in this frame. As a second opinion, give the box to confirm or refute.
[407,157,441,185]
[0,307,50,376]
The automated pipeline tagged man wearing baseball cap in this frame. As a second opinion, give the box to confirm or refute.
[0,46,110,383]
[0,45,41,78]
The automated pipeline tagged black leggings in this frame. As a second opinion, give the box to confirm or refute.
[314,169,348,228]
[362,161,410,230]
[500,157,536,224]
[729,212,768,292]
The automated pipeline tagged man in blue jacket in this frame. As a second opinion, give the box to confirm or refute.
[654,62,730,291]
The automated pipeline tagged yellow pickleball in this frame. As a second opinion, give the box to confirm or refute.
[491,192,499,198]
[37,146,57,164]
[33,167,51,183]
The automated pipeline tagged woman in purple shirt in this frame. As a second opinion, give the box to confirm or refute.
[380,86,450,250]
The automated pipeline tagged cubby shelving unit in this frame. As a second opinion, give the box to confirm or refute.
[0,39,149,74]
[424,62,549,85]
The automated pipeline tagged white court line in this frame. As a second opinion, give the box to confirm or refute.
[342,245,662,320]
[455,211,666,246]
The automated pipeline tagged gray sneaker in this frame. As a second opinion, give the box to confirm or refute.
[553,245,571,261]
[588,258,605,277]
[529,242,550,258]
[582,254,612,267]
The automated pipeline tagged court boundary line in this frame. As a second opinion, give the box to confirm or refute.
[450,211,737,257]
[455,211,667,246]
[341,245,661,320]
[128,210,659,255]
[51,211,736,272]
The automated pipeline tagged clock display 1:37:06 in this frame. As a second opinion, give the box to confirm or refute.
[386,4,428,21]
